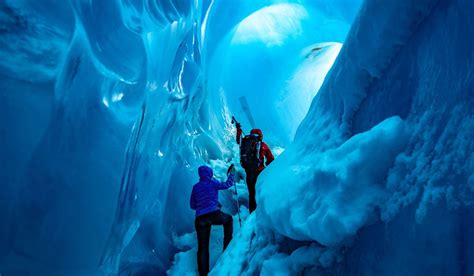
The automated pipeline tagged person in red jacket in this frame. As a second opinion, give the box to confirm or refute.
[236,123,274,213]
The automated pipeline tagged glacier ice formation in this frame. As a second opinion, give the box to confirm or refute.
[0,0,472,275]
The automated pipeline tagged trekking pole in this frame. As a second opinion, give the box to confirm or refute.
[228,164,242,227]
[234,181,242,227]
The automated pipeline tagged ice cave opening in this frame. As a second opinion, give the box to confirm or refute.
[1,0,473,275]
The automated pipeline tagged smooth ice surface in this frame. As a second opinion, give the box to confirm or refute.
[1,0,473,275]
[205,0,354,146]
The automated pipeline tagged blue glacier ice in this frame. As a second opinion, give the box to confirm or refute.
[0,0,473,275]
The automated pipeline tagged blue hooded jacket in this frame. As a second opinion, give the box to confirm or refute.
[190,165,234,217]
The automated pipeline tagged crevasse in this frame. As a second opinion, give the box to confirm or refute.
[1,0,473,275]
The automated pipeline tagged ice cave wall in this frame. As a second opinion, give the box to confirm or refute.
[1,0,208,274]
[249,0,473,274]
[204,0,361,146]
[0,0,362,275]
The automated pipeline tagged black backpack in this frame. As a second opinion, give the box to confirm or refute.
[240,134,261,170]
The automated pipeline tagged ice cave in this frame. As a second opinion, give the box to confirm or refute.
[0,0,473,275]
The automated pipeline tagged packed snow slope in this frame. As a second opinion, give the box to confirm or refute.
[0,0,362,275]
[213,0,474,274]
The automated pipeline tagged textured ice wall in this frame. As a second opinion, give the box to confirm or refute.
[1,0,211,274]
[214,0,474,274]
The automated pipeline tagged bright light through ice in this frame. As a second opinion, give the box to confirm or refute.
[111,92,124,102]
[102,97,109,108]
[231,3,308,47]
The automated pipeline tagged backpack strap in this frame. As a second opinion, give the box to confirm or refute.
[256,141,262,166]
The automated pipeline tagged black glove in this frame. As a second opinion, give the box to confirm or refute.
[227,164,236,176]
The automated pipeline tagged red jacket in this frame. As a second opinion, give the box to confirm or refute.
[236,127,274,172]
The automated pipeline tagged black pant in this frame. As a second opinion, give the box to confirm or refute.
[195,210,233,275]
[245,169,261,213]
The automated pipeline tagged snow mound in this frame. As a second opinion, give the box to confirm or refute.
[259,116,409,245]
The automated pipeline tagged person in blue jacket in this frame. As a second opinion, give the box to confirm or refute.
[190,165,235,276]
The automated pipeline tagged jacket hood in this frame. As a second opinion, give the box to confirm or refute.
[251,128,263,139]
[198,165,213,180]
